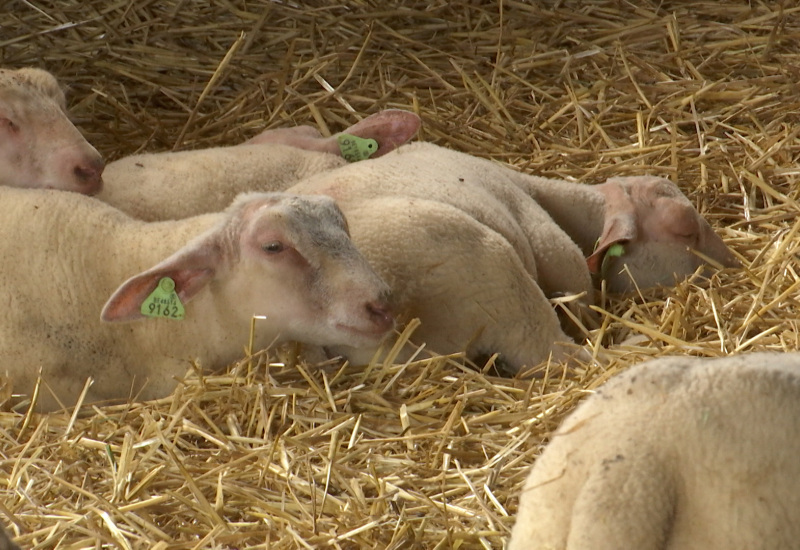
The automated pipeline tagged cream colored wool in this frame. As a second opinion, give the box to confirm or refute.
[95,140,737,370]
[509,352,800,550]
[0,188,389,411]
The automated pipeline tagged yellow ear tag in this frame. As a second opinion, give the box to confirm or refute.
[337,133,378,162]
[601,243,626,279]
[141,277,185,320]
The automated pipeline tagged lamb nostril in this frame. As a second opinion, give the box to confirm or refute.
[74,165,94,181]
[74,159,104,180]
[366,301,394,331]
[73,157,105,193]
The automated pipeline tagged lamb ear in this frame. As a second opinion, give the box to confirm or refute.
[101,239,222,322]
[246,110,421,158]
[101,268,214,322]
[586,215,637,274]
[334,109,421,157]
[586,182,638,274]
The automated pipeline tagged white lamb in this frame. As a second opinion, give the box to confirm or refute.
[320,195,581,369]
[0,187,392,411]
[287,143,737,296]
[508,352,800,550]
[0,67,104,193]
[99,141,737,296]
[1,64,420,200]
[95,140,737,371]
[99,142,587,369]
[97,109,421,219]
[508,169,739,293]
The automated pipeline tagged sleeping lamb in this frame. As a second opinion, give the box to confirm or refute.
[2,66,420,200]
[0,67,104,193]
[95,140,737,371]
[98,109,421,220]
[0,187,392,411]
[286,143,738,296]
[317,195,581,369]
[99,141,738,297]
[508,352,800,550]
[97,140,589,369]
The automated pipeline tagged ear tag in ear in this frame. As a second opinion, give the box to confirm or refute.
[601,243,626,279]
[337,133,378,162]
[141,277,185,320]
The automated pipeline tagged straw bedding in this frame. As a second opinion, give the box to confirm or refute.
[1,1,799,548]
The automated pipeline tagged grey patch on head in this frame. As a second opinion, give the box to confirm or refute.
[282,194,355,259]
[220,192,357,266]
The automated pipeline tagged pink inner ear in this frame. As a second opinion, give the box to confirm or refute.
[587,215,637,274]
[244,110,420,157]
[101,268,213,323]
[586,249,605,274]
[306,110,419,160]
[339,109,421,157]
[101,275,161,322]
[170,268,215,303]
[587,181,639,274]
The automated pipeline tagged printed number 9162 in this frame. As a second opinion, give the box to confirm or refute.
[148,302,181,318]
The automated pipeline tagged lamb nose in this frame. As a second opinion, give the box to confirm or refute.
[74,157,105,194]
[366,300,394,332]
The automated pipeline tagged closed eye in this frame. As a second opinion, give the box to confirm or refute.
[673,231,698,243]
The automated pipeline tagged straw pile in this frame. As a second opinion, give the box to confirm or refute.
[1,1,799,548]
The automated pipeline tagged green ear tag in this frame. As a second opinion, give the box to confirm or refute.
[337,133,378,162]
[141,277,185,320]
[601,243,626,278]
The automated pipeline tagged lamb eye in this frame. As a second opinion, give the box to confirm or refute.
[1,118,17,132]
[262,241,285,254]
